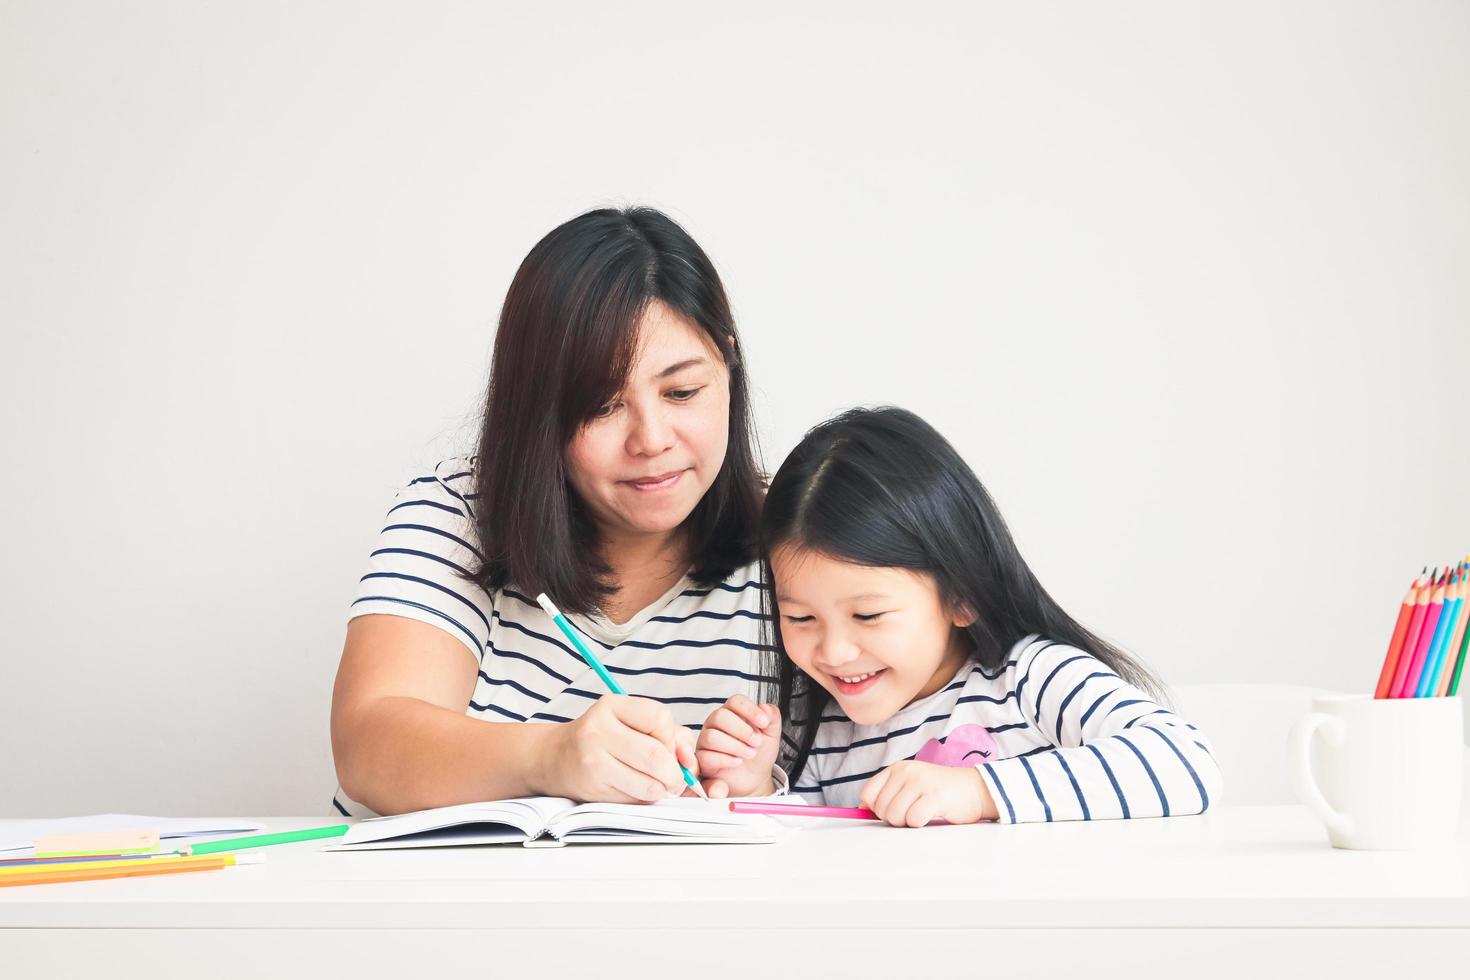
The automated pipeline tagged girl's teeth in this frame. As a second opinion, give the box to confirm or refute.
[839,672,876,683]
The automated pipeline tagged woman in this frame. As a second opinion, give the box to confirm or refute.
[330,208,769,816]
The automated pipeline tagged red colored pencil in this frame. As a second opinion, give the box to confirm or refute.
[1396,568,1448,698]
[1375,573,1426,698]
[1388,573,1435,698]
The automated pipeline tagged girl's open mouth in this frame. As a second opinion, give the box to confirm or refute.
[832,669,887,696]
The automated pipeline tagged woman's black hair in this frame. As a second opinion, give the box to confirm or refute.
[463,207,763,614]
[760,406,1163,781]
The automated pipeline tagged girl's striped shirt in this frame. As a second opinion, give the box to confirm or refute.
[788,635,1223,823]
[332,458,769,817]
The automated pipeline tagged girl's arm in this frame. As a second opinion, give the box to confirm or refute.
[976,641,1224,823]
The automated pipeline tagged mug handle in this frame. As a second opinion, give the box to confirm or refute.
[1288,711,1354,839]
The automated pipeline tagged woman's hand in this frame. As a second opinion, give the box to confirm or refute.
[859,761,998,827]
[539,695,698,804]
[695,694,781,798]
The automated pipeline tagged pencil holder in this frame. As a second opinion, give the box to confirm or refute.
[1289,694,1464,850]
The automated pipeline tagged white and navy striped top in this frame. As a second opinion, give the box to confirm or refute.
[332,458,769,817]
[789,635,1223,823]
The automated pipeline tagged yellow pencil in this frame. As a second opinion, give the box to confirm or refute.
[0,853,241,887]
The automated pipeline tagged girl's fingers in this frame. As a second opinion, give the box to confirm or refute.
[758,703,782,738]
[859,769,891,812]
[883,783,925,828]
[700,728,758,760]
[724,694,771,731]
[707,707,760,748]
[905,798,937,829]
[705,779,730,799]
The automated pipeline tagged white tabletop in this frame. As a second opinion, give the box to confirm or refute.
[3,805,1468,931]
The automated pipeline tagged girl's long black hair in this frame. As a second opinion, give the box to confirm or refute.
[761,407,1163,782]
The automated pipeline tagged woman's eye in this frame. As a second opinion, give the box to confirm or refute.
[668,387,702,402]
[592,401,620,419]
[783,614,814,624]
[855,612,887,623]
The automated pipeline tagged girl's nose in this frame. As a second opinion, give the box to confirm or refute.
[815,632,861,669]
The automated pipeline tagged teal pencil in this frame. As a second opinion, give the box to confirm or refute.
[1419,569,1464,697]
[536,592,707,799]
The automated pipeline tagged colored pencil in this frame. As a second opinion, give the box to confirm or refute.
[1414,569,1459,697]
[1374,573,1424,698]
[0,852,184,868]
[1449,587,1470,697]
[728,801,878,820]
[185,825,348,856]
[1438,564,1470,697]
[0,853,242,888]
[535,592,707,799]
[1428,570,1466,697]
[1397,569,1447,697]
[1388,576,1434,697]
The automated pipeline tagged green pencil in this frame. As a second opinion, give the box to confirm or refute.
[1448,603,1470,697]
[186,825,349,856]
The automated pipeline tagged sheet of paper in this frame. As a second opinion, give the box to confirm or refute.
[0,815,265,856]
[34,830,160,857]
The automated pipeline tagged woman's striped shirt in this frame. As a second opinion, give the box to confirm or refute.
[332,458,768,817]
[789,635,1223,823]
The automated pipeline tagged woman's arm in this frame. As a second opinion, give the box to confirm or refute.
[330,615,556,814]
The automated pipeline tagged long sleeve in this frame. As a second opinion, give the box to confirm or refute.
[976,641,1223,823]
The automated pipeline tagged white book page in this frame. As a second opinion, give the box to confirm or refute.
[547,797,784,842]
[332,797,577,849]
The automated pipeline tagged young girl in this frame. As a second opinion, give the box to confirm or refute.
[695,407,1222,826]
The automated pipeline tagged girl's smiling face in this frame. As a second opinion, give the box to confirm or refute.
[771,545,974,725]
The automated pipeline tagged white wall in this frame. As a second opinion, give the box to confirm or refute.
[3,1,1467,817]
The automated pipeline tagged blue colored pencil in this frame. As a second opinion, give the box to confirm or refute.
[536,592,707,798]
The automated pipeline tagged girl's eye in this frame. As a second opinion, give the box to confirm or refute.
[592,401,621,419]
[854,612,887,622]
[668,387,702,402]
[783,614,814,624]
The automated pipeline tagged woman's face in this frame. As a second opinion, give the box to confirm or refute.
[565,301,732,544]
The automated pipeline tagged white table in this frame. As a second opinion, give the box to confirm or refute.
[3,805,1468,978]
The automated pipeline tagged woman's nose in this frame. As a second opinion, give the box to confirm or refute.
[625,405,675,457]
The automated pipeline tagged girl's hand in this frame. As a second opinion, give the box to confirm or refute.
[541,695,698,804]
[695,694,781,798]
[859,761,998,827]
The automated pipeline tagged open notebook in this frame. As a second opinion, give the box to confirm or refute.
[326,796,785,850]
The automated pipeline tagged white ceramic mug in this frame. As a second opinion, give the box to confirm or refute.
[1289,694,1464,850]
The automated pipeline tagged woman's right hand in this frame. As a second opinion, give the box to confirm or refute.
[695,694,781,798]
[539,695,698,804]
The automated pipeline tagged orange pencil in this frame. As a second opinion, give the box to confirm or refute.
[1434,567,1468,697]
[1388,573,1435,697]
[0,854,237,888]
[1375,572,1426,698]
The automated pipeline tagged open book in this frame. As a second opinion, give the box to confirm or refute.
[327,796,784,850]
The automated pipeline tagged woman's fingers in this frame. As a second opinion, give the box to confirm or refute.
[607,695,677,748]
[607,728,685,795]
[601,755,677,803]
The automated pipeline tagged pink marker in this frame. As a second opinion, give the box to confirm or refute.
[729,801,877,820]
